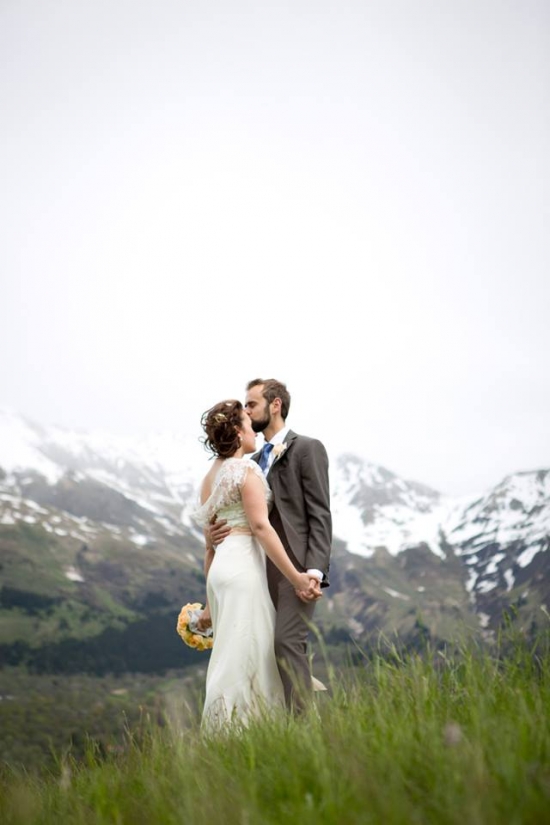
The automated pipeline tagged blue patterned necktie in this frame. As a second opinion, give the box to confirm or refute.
[258,442,274,473]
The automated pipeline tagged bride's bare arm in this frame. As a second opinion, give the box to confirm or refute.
[241,471,312,594]
[197,529,215,630]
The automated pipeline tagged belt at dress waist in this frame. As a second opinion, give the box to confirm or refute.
[226,526,253,536]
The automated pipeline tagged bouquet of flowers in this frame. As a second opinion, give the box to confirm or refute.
[176,602,213,651]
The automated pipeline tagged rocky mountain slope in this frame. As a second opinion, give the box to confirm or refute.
[1,407,548,673]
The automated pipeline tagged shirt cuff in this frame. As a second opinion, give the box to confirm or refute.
[306,568,323,582]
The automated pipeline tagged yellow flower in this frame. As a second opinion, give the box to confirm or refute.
[176,602,213,651]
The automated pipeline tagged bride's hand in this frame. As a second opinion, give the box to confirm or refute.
[197,604,212,632]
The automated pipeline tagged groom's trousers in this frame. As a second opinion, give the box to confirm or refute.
[266,557,317,712]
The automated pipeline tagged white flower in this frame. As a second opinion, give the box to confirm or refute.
[272,443,288,461]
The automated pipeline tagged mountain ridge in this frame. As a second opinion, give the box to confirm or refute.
[1,406,548,673]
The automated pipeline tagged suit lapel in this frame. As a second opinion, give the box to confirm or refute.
[267,430,297,479]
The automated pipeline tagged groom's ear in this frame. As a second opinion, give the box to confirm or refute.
[272,397,282,414]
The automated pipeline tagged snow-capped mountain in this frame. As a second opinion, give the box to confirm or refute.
[332,451,549,631]
[439,470,550,626]
[444,470,550,583]
[331,453,444,558]
[1,406,548,673]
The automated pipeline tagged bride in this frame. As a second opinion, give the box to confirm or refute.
[193,399,315,730]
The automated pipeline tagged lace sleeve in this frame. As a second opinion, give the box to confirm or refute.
[192,459,265,527]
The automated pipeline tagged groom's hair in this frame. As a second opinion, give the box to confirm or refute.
[246,378,291,421]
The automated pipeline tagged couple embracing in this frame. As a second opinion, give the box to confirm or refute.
[193,378,332,730]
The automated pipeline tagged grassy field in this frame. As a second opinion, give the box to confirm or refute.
[1,633,549,825]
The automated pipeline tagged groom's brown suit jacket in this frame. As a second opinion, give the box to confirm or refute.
[254,429,332,586]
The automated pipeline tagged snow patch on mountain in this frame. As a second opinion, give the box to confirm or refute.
[65,566,85,583]
[382,587,410,600]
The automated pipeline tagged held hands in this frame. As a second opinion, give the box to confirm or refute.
[295,573,323,603]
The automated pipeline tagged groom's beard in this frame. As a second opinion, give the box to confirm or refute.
[251,404,271,434]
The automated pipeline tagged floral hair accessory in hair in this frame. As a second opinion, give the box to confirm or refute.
[213,413,227,423]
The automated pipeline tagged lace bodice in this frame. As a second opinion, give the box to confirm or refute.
[193,458,271,530]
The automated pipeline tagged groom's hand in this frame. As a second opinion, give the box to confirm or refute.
[208,517,231,548]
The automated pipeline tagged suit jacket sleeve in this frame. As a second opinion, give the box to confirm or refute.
[300,438,332,575]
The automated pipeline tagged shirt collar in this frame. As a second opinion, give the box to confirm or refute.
[267,425,289,447]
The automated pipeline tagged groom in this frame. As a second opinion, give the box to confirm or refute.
[211,378,332,710]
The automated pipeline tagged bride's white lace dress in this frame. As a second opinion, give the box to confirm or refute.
[193,457,285,730]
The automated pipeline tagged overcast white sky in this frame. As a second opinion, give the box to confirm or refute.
[1,0,549,495]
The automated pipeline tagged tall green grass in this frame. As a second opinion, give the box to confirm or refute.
[1,637,549,824]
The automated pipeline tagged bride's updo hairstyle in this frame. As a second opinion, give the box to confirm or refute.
[201,400,244,458]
